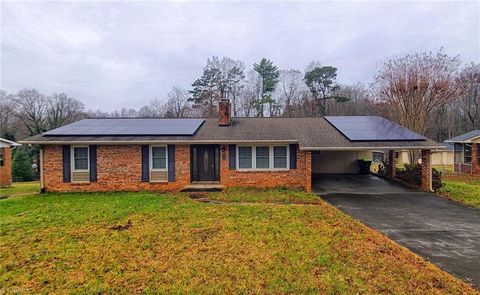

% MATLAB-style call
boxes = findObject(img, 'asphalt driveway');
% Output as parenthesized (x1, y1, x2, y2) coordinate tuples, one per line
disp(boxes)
(314, 174, 480, 288)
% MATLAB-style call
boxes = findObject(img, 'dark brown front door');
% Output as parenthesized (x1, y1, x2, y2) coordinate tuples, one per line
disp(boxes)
(191, 145, 220, 182)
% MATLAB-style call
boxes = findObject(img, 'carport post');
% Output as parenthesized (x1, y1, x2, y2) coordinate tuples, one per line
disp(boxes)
(472, 144, 480, 175)
(305, 151, 312, 192)
(387, 150, 396, 180)
(421, 150, 433, 192)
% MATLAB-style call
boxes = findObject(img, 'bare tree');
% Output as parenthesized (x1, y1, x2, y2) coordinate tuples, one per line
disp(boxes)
(239, 70, 262, 117)
(164, 86, 191, 118)
(327, 83, 374, 116)
(0, 91, 20, 140)
(372, 49, 460, 135)
(47, 93, 85, 129)
(455, 62, 480, 130)
(278, 69, 304, 117)
(13, 89, 49, 136)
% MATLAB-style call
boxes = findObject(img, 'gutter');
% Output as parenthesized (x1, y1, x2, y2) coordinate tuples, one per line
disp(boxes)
(300, 145, 446, 151)
(19, 139, 299, 145)
(20, 140, 445, 151)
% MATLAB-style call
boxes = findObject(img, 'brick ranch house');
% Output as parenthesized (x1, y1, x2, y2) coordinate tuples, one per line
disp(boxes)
(21, 100, 443, 193)
(0, 137, 21, 188)
(445, 130, 480, 175)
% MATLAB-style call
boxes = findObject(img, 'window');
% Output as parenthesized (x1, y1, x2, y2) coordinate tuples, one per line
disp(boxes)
(454, 143, 463, 163)
(151, 146, 167, 170)
(256, 146, 270, 169)
(478, 144, 480, 163)
(273, 146, 288, 168)
(0, 148, 4, 166)
(372, 152, 384, 163)
(238, 146, 252, 169)
(72, 146, 89, 171)
(464, 144, 472, 164)
(237, 145, 289, 170)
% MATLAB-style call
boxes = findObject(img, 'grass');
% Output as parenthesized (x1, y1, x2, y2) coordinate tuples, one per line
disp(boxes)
(0, 181, 40, 197)
(439, 174, 480, 208)
(0, 189, 476, 294)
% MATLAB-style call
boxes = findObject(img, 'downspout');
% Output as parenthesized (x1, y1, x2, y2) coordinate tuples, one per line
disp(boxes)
(40, 146, 44, 192)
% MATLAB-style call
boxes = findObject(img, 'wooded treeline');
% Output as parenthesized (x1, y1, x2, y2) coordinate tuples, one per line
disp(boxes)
(1, 49, 479, 144)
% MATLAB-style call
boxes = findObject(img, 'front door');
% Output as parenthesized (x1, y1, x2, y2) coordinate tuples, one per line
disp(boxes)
(191, 145, 220, 182)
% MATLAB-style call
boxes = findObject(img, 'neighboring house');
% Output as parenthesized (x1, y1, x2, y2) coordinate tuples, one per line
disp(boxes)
(396, 143, 454, 172)
(445, 130, 480, 174)
(0, 138, 21, 188)
(21, 99, 443, 193)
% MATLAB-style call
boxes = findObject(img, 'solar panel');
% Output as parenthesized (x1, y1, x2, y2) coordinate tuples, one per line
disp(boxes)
(43, 119, 205, 136)
(325, 116, 426, 141)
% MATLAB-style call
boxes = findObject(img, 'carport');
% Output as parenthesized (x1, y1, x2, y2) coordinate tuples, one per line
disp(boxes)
(301, 116, 444, 193)
(308, 148, 436, 192)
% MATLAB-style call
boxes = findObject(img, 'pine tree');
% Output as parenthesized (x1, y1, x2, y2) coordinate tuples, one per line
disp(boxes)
(12, 148, 33, 182)
(253, 58, 280, 117)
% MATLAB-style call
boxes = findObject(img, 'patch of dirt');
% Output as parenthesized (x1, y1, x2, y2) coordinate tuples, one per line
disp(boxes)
(188, 192, 207, 199)
(109, 219, 132, 231)
(193, 227, 221, 242)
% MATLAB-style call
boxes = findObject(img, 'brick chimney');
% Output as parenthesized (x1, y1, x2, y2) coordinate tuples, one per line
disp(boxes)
(218, 98, 231, 126)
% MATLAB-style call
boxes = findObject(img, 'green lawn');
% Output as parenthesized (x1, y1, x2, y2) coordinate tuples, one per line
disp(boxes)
(440, 175, 480, 208)
(0, 189, 475, 294)
(0, 181, 40, 197)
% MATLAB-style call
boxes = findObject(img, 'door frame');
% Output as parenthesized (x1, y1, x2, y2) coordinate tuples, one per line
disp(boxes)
(190, 144, 220, 183)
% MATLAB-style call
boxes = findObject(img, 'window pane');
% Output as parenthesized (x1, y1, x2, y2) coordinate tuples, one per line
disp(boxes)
(256, 146, 269, 169)
(274, 146, 287, 157)
(152, 147, 166, 169)
(73, 147, 88, 170)
(74, 147, 88, 158)
(465, 144, 472, 163)
(152, 147, 166, 159)
(239, 146, 252, 157)
(273, 146, 287, 168)
(274, 157, 287, 168)
(74, 158, 88, 170)
(239, 157, 252, 169)
(153, 158, 166, 169)
(238, 147, 252, 169)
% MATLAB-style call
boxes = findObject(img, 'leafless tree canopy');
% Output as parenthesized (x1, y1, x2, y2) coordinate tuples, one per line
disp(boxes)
(372, 50, 460, 135)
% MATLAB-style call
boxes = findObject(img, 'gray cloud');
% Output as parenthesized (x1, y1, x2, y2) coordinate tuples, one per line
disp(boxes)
(1, 1, 479, 111)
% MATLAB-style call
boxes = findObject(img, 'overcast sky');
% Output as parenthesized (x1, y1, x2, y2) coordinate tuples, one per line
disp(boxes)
(1, 1, 479, 111)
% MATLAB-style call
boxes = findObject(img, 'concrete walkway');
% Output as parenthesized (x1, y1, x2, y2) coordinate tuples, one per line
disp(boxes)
(314, 174, 480, 288)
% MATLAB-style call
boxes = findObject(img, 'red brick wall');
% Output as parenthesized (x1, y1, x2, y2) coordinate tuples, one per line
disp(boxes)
(43, 145, 190, 193)
(421, 149, 432, 192)
(42, 144, 312, 192)
(219, 145, 311, 191)
(387, 150, 396, 179)
(0, 147, 12, 188)
(472, 144, 479, 175)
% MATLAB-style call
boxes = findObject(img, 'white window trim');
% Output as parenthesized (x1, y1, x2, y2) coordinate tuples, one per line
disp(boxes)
(149, 145, 168, 172)
(236, 144, 289, 171)
(71, 145, 90, 172)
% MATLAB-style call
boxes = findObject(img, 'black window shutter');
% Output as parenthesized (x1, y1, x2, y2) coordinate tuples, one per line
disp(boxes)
(229, 144, 236, 170)
(89, 145, 97, 182)
(168, 145, 175, 182)
(141, 145, 149, 182)
(62, 145, 71, 182)
(289, 144, 297, 169)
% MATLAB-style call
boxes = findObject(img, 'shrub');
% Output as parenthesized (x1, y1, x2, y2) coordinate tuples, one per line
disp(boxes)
(12, 148, 33, 182)
(396, 163, 443, 191)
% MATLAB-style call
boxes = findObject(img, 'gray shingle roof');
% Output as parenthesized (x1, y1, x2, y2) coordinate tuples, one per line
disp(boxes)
(21, 117, 443, 150)
(445, 130, 480, 143)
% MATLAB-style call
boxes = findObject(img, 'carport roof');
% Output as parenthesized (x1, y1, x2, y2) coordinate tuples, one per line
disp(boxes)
(21, 117, 443, 150)
(444, 130, 480, 143)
